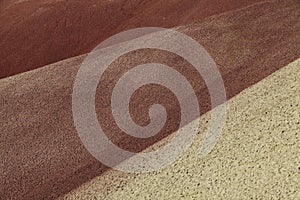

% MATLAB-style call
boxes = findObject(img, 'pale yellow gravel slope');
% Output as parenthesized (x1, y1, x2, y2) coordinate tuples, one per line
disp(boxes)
(60, 59, 300, 199)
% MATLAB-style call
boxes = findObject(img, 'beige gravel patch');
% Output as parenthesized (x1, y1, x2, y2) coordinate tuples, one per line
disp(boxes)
(59, 59, 300, 199)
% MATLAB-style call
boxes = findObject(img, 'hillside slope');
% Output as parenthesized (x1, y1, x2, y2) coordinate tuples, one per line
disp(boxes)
(1, 0, 299, 199)
(0, 0, 264, 78)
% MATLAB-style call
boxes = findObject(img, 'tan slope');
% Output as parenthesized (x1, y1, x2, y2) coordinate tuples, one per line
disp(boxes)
(61, 58, 300, 200)
(0, 0, 300, 199)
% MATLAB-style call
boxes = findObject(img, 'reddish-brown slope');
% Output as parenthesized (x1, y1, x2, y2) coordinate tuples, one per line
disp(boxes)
(1, 1, 300, 199)
(0, 0, 264, 78)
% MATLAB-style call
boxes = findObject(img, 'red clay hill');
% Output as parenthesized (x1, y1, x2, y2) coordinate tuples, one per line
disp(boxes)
(0, 0, 263, 78)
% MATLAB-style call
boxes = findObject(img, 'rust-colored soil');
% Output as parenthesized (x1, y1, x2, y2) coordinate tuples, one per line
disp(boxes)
(0, 0, 264, 78)
(0, 0, 300, 200)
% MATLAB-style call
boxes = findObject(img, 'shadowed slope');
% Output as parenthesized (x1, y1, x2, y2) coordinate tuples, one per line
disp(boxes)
(61, 58, 300, 200)
(0, 0, 299, 199)
(0, 0, 264, 78)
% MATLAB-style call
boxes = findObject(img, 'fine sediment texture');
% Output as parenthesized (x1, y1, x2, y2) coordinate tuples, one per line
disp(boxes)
(0, 0, 299, 199)
(0, 0, 264, 78)
(61, 58, 300, 200)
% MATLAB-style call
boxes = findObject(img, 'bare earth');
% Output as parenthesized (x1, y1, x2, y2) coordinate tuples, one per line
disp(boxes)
(0, 0, 264, 78)
(0, 0, 300, 199)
